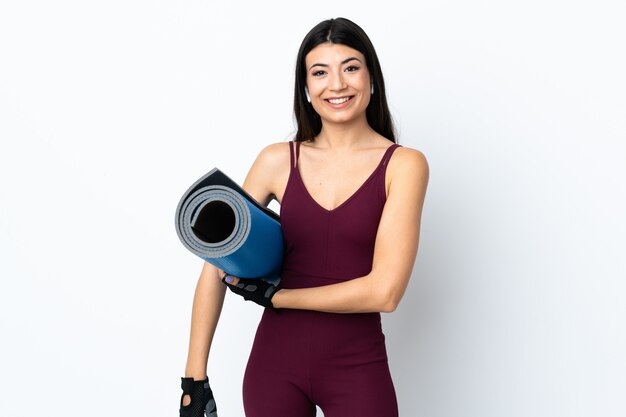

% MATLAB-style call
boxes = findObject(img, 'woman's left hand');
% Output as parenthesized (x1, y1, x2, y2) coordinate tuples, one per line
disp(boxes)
(221, 274, 281, 311)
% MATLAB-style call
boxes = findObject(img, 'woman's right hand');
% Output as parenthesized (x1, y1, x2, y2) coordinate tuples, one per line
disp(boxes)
(221, 274, 282, 311)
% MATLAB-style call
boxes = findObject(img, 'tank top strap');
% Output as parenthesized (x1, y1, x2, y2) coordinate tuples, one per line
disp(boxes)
(381, 143, 401, 166)
(289, 141, 302, 170)
(295, 141, 301, 163)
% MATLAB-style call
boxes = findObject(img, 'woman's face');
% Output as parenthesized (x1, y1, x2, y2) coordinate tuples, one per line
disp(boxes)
(305, 43, 371, 126)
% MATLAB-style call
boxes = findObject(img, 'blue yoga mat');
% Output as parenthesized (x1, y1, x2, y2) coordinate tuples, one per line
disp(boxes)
(175, 168, 283, 283)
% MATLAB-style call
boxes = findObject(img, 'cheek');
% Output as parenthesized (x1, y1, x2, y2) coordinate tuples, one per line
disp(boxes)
(306, 78, 323, 95)
(357, 73, 371, 91)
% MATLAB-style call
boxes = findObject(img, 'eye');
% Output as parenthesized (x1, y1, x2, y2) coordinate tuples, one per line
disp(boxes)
(345, 65, 360, 72)
(311, 69, 327, 77)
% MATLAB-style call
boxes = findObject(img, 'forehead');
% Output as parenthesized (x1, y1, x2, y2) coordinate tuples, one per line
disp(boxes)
(305, 43, 366, 66)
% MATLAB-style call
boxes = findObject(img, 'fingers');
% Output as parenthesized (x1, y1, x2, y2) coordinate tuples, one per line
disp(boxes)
(221, 273, 240, 286)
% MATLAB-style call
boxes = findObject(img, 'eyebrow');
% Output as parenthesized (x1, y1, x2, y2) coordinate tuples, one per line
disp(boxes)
(308, 56, 363, 71)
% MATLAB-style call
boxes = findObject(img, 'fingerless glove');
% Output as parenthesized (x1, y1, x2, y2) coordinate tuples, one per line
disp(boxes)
(180, 377, 217, 417)
(222, 275, 281, 311)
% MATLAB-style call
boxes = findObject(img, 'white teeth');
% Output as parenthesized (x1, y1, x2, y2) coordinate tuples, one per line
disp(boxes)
(328, 97, 350, 104)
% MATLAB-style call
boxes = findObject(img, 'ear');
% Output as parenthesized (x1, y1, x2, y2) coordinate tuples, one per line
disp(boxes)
(305, 86, 311, 103)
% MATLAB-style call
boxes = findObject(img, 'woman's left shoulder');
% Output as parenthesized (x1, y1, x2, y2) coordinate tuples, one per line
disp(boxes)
(389, 145, 429, 177)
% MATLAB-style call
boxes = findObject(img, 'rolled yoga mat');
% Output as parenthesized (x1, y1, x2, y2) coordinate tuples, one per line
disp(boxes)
(175, 168, 283, 283)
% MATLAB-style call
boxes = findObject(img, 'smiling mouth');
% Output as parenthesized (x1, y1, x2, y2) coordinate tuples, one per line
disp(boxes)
(326, 96, 353, 104)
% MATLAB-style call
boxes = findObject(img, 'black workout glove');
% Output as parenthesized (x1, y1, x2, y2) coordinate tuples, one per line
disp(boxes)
(180, 377, 217, 417)
(222, 275, 281, 311)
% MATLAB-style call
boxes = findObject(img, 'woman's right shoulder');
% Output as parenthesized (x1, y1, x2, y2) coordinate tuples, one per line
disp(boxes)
(253, 141, 292, 172)
(243, 141, 292, 203)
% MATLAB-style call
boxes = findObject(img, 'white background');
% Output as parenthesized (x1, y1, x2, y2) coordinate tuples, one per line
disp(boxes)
(1, 1, 625, 416)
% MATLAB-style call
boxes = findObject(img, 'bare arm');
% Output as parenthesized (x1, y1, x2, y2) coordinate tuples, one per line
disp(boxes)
(260, 147, 428, 313)
(184, 262, 226, 379)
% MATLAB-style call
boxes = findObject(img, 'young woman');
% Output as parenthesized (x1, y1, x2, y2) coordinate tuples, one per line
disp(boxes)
(180, 17, 429, 417)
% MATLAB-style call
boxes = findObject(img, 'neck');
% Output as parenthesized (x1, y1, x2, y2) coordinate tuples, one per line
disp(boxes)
(314, 117, 376, 150)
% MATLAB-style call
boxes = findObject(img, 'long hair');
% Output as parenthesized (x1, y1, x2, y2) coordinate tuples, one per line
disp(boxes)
(293, 18, 396, 143)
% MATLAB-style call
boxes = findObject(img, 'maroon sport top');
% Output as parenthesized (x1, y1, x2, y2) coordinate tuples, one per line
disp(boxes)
(279, 140, 401, 288)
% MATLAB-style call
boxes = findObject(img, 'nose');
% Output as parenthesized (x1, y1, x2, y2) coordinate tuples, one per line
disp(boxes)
(328, 70, 347, 92)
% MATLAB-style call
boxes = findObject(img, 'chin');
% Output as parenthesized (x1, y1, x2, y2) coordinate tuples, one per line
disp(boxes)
(332, 112, 367, 125)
